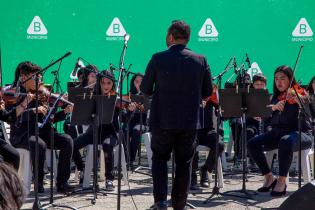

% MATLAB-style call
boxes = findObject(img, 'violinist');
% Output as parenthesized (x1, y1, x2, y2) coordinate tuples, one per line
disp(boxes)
(9, 61, 74, 193)
(81, 64, 98, 89)
(306, 76, 315, 119)
(0, 91, 33, 170)
(247, 66, 313, 196)
(190, 85, 225, 190)
(63, 65, 99, 181)
(229, 73, 252, 162)
(73, 70, 119, 191)
(124, 73, 147, 168)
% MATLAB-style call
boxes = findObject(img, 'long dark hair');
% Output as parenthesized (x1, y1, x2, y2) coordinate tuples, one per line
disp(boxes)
(272, 65, 297, 100)
(81, 64, 98, 87)
(0, 162, 24, 210)
(129, 73, 144, 94)
(98, 70, 116, 94)
(12, 61, 41, 87)
(307, 76, 315, 94)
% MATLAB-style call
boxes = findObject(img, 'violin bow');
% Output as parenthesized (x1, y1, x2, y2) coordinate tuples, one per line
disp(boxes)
(283, 45, 304, 107)
(0, 43, 2, 88)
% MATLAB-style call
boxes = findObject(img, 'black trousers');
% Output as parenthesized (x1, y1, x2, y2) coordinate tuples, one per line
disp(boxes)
(0, 138, 20, 170)
(29, 132, 73, 187)
(191, 129, 225, 183)
(247, 129, 313, 176)
(151, 127, 197, 210)
(64, 124, 85, 171)
(74, 130, 117, 180)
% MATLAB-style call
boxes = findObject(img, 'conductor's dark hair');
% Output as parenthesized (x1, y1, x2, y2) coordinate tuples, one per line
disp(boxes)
(168, 20, 191, 42)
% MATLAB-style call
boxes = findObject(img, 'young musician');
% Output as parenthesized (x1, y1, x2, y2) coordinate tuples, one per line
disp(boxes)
(125, 73, 147, 167)
(73, 70, 119, 191)
(9, 61, 74, 193)
(247, 66, 313, 196)
(190, 92, 225, 189)
(0, 92, 33, 170)
(63, 65, 99, 182)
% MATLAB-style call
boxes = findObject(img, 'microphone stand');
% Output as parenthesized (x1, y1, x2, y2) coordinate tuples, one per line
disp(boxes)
(222, 63, 257, 200)
(283, 46, 309, 188)
(18, 52, 71, 210)
(115, 34, 130, 210)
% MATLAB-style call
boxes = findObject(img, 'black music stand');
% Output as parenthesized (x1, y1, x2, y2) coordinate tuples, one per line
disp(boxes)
(218, 88, 271, 200)
(69, 88, 117, 204)
(128, 94, 151, 175)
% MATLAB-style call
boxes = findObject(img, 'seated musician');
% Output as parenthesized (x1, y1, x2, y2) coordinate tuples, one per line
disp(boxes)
(307, 76, 315, 119)
(190, 87, 225, 190)
(9, 61, 74, 193)
(229, 73, 252, 162)
(247, 65, 313, 196)
(124, 73, 147, 168)
(63, 65, 99, 183)
(73, 70, 119, 191)
(0, 89, 33, 170)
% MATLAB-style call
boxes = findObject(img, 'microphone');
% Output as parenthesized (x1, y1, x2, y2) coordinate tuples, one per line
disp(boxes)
(70, 58, 83, 80)
(245, 53, 251, 68)
(233, 57, 239, 73)
(124, 34, 130, 45)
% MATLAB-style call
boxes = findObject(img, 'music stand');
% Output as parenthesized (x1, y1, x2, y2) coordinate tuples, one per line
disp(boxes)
(69, 88, 117, 204)
(128, 94, 151, 175)
(219, 88, 271, 200)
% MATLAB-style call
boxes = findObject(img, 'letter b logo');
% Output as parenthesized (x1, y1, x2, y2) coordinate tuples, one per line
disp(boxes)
(113, 24, 120, 34)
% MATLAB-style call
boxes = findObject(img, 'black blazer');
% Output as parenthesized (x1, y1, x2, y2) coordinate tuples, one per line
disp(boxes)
(141, 44, 212, 129)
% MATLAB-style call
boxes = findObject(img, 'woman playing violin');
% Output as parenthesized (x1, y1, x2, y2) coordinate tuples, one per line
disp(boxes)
(9, 61, 74, 193)
(73, 70, 120, 191)
(124, 73, 147, 168)
(247, 65, 313, 196)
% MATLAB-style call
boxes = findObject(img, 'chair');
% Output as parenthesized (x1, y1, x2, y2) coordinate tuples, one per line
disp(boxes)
(196, 145, 224, 188)
(266, 148, 313, 183)
(82, 142, 128, 188)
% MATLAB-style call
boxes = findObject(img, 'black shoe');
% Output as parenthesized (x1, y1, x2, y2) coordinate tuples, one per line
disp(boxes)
(38, 184, 45, 193)
(257, 179, 277, 192)
(270, 185, 287, 197)
(200, 168, 210, 188)
(190, 183, 199, 191)
(152, 201, 168, 210)
(105, 180, 115, 191)
(57, 183, 75, 194)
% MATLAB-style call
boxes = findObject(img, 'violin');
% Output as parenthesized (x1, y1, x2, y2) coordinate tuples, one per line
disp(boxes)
(277, 83, 307, 105)
(0, 87, 22, 105)
(0, 84, 73, 107)
(204, 84, 219, 108)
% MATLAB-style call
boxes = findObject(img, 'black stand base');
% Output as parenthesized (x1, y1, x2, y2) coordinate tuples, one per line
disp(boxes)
(72, 185, 128, 199)
(32, 197, 78, 210)
(149, 199, 196, 210)
(133, 165, 152, 177)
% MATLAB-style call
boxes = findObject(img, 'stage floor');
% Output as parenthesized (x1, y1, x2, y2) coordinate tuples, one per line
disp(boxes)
(21, 165, 300, 210)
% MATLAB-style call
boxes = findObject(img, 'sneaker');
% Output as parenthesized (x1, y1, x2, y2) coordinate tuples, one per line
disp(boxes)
(105, 180, 115, 191)
(152, 201, 168, 210)
(200, 167, 210, 188)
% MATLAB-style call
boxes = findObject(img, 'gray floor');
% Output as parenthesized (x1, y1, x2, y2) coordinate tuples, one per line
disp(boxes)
(21, 167, 301, 210)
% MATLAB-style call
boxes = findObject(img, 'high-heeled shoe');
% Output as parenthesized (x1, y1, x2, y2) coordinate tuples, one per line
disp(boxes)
(270, 184, 287, 197)
(257, 179, 277, 192)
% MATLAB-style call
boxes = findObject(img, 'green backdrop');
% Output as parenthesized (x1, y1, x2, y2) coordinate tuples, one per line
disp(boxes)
(1, 0, 314, 92)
